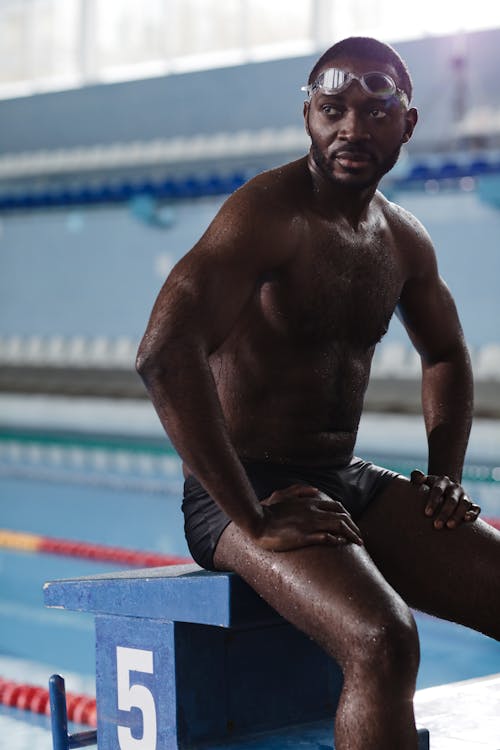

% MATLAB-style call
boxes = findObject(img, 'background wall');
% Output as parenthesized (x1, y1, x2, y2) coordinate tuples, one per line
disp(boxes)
(0, 26, 499, 410)
(1, 27, 500, 153)
(0, 189, 498, 350)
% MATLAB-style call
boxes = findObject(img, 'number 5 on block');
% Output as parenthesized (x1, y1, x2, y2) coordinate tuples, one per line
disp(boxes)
(116, 646, 157, 750)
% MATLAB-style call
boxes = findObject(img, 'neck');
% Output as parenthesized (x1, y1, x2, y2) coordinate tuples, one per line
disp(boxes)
(306, 152, 378, 229)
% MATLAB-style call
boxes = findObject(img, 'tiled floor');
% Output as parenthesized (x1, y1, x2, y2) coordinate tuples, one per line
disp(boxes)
(415, 673, 500, 749)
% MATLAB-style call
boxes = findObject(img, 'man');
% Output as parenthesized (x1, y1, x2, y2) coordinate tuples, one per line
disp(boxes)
(137, 37, 500, 750)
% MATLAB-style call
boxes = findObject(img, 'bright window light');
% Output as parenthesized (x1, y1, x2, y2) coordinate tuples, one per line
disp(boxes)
(331, 0, 500, 42)
(0, 0, 499, 99)
(95, 0, 167, 69)
(0, 0, 80, 86)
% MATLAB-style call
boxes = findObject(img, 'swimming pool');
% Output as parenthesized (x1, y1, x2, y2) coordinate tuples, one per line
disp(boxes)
(1, 397, 499, 746)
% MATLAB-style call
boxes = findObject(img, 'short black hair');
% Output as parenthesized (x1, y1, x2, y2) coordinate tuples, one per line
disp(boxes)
(308, 36, 413, 103)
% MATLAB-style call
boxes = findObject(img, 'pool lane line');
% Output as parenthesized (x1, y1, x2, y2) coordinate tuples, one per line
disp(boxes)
(1, 518, 500, 566)
(1, 432, 499, 483)
(0, 428, 176, 454)
(0, 675, 96, 726)
(0, 528, 192, 567)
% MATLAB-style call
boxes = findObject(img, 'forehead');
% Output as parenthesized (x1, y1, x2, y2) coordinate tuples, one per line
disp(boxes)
(314, 55, 400, 85)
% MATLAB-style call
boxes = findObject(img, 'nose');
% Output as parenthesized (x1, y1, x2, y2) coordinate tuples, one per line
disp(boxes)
(338, 107, 370, 142)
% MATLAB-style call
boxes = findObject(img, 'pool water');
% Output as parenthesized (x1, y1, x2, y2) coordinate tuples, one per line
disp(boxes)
(0, 404, 499, 747)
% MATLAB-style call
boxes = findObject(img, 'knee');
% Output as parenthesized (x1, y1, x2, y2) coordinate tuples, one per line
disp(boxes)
(347, 608, 420, 686)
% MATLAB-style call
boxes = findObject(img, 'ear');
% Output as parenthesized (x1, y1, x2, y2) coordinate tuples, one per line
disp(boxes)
(401, 106, 418, 144)
(303, 100, 311, 137)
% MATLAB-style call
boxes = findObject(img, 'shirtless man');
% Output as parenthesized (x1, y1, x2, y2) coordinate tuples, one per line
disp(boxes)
(137, 37, 500, 750)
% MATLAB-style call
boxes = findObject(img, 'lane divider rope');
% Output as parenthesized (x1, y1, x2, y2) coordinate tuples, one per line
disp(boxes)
(480, 517, 499, 530)
(1, 519, 500, 565)
(0, 528, 192, 566)
(0, 676, 96, 727)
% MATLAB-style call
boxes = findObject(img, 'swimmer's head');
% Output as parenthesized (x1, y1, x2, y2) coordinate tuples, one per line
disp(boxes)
(302, 37, 418, 191)
(306, 37, 413, 107)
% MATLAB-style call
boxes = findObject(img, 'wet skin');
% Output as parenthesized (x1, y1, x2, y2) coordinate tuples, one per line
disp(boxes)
(138, 54, 498, 749)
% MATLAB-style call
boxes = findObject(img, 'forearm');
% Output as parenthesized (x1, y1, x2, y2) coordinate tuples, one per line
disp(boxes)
(137, 342, 264, 536)
(421, 346, 473, 481)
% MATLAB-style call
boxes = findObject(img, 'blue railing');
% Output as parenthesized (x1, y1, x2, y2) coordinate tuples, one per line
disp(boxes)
(49, 675, 97, 750)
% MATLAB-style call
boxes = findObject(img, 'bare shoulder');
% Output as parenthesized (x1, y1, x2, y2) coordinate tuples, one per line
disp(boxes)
(379, 195, 438, 279)
(198, 158, 308, 258)
(163, 159, 309, 300)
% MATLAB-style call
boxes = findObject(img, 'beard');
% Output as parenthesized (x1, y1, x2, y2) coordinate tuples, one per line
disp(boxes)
(311, 138, 402, 191)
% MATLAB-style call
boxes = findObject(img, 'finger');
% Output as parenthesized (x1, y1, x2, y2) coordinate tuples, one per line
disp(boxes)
(335, 518, 364, 546)
(464, 504, 481, 522)
(307, 526, 363, 547)
(314, 497, 348, 513)
(303, 509, 364, 545)
(325, 517, 364, 546)
(304, 532, 350, 546)
(433, 485, 462, 529)
(413, 472, 440, 491)
(424, 476, 450, 517)
(445, 494, 480, 528)
(263, 484, 319, 505)
(445, 493, 472, 528)
(286, 484, 319, 496)
(313, 506, 362, 539)
(410, 469, 427, 487)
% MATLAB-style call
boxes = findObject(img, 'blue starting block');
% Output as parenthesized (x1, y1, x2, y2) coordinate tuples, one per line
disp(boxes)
(44, 563, 430, 749)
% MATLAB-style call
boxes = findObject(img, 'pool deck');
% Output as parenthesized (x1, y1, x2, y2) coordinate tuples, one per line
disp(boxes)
(414, 673, 500, 749)
(0, 674, 499, 749)
(1, 366, 499, 418)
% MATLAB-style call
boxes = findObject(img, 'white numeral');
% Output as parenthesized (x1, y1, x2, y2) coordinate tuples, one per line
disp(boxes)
(116, 646, 157, 750)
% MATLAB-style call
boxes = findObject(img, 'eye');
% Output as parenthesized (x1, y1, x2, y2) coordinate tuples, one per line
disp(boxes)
(321, 103, 343, 116)
(369, 107, 388, 119)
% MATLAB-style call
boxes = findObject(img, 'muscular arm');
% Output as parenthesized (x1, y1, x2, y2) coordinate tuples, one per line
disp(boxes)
(396, 220, 473, 482)
(137, 189, 278, 536)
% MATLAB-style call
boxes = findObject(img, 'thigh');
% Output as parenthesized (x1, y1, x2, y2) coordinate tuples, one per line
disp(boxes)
(214, 520, 416, 666)
(358, 476, 500, 639)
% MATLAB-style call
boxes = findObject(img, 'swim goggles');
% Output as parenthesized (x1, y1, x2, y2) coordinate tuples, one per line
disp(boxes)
(301, 67, 409, 107)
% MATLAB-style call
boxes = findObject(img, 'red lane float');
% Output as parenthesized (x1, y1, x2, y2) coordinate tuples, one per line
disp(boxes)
(38, 536, 191, 567)
(2, 519, 500, 567)
(3, 518, 500, 566)
(0, 676, 97, 727)
(0, 527, 191, 566)
(484, 517, 500, 530)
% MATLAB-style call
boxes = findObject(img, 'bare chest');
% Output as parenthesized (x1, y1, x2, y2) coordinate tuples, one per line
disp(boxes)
(259, 229, 403, 349)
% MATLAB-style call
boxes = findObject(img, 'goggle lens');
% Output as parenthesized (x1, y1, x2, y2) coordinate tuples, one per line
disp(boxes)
(361, 72, 395, 97)
(301, 67, 408, 106)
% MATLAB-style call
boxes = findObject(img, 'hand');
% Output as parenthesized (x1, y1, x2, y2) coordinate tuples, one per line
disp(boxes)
(410, 469, 481, 530)
(255, 484, 364, 552)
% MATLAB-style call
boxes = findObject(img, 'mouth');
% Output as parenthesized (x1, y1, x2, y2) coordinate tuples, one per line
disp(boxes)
(334, 150, 374, 170)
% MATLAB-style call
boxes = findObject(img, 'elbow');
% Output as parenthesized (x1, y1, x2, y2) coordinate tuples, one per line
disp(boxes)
(136, 334, 200, 384)
(136, 302, 210, 385)
(135, 338, 164, 383)
(135, 349, 148, 379)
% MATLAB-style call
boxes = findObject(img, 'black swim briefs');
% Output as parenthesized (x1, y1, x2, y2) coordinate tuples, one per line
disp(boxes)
(182, 457, 400, 571)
